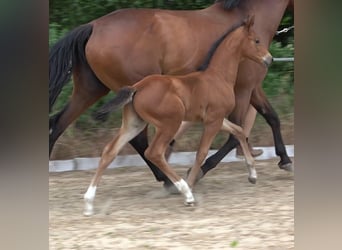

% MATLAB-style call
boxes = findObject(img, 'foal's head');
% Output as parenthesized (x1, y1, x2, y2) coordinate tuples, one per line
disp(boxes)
(239, 16, 273, 67)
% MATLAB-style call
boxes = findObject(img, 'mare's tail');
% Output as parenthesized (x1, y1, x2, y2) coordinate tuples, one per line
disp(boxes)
(92, 87, 136, 121)
(49, 24, 93, 112)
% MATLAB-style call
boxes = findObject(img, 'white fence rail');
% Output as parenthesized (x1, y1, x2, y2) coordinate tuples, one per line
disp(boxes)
(273, 57, 294, 62)
(49, 145, 294, 172)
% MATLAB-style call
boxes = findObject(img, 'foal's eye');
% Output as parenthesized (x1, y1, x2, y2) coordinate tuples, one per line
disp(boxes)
(255, 39, 260, 44)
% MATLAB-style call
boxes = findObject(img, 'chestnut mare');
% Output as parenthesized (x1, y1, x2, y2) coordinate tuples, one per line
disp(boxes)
(83, 17, 272, 215)
(49, 0, 294, 190)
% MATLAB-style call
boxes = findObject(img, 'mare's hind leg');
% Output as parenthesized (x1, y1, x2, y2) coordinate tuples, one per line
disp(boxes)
(144, 127, 194, 205)
(250, 87, 293, 171)
(49, 64, 109, 155)
(221, 119, 257, 184)
(84, 104, 147, 215)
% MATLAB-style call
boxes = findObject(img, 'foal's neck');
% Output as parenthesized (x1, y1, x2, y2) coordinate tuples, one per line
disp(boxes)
(203, 31, 245, 85)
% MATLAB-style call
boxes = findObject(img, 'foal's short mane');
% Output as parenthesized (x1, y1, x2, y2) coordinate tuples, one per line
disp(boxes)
(197, 21, 245, 71)
(215, 0, 243, 10)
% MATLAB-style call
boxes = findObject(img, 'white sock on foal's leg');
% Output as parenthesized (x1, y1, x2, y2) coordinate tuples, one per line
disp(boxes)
(84, 185, 97, 216)
(247, 165, 258, 184)
(174, 179, 195, 205)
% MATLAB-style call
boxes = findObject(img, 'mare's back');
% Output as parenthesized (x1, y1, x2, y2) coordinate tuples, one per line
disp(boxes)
(85, 7, 239, 88)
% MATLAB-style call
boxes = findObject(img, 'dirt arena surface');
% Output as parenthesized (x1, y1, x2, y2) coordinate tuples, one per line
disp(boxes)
(49, 158, 294, 250)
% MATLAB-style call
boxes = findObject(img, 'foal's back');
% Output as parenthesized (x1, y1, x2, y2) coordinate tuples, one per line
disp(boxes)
(131, 22, 256, 124)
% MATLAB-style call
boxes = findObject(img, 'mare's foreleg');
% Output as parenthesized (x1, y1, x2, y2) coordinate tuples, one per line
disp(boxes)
(250, 87, 293, 171)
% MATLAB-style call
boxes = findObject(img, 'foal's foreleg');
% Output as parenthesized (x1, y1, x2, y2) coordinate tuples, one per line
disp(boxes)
(84, 105, 146, 215)
(187, 121, 222, 188)
(128, 128, 175, 189)
(197, 135, 239, 179)
(144, 128, 195, 205)
(221, 119, 257, 184)
(197, 96, 250, 179)
(164, 121, 194, 161)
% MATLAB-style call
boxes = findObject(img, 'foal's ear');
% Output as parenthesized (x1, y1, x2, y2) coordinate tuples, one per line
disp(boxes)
(245, 15, 255, 30)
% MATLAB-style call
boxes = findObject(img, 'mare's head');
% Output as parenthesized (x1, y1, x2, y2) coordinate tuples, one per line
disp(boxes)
(238, 15, 273, 67)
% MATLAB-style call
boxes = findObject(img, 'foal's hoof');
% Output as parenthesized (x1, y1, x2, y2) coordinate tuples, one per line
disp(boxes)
(279, 162, 293, 172)
(184, 201, 196, 207)
(84, 199, 95, 216)
(184, 197, 196, 207)
(83, 205, 94, 216)
(83, 209, 94, 216)
(248, 176, 257, 184)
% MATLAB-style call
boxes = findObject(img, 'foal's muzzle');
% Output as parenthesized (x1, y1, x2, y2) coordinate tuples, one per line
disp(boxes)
(262, 53, 273, 68)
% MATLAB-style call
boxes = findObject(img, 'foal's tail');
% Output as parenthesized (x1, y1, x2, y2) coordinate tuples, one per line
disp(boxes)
(92, 87, 136, 121)
(49, 24, 93, 112)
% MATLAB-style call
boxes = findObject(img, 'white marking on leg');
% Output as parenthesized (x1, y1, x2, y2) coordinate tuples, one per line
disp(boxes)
(247, 165, 258, 184)
(174, 179, 195, 204)
(49, 128, 53, 135)
(84, 185, 97, 216)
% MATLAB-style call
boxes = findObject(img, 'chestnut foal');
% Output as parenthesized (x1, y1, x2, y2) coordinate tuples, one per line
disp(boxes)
(83, 16, 272, 215)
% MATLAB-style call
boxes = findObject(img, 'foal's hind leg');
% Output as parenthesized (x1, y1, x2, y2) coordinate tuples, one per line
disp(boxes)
(49, 64, 109, 156)
(84, 104, 147, 215)
(221, 119, 257, 184)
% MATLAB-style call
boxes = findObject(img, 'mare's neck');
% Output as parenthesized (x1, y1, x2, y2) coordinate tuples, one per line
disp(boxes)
(208, 0, 290, 46)
(247, 0, 290, 45)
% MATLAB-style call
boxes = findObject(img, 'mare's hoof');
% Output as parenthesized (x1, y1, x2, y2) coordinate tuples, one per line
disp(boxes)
(248, 176, 257, 184)
(279, 162, 293, 172)
(163, 182, 180, 195)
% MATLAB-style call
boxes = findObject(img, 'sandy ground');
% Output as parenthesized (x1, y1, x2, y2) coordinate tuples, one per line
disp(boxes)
(49, 158, 294, 249)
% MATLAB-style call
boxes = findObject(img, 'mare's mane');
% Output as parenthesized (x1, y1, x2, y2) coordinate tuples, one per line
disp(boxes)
(197, 21, 245, 71)
(215, 0, 244, 10)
